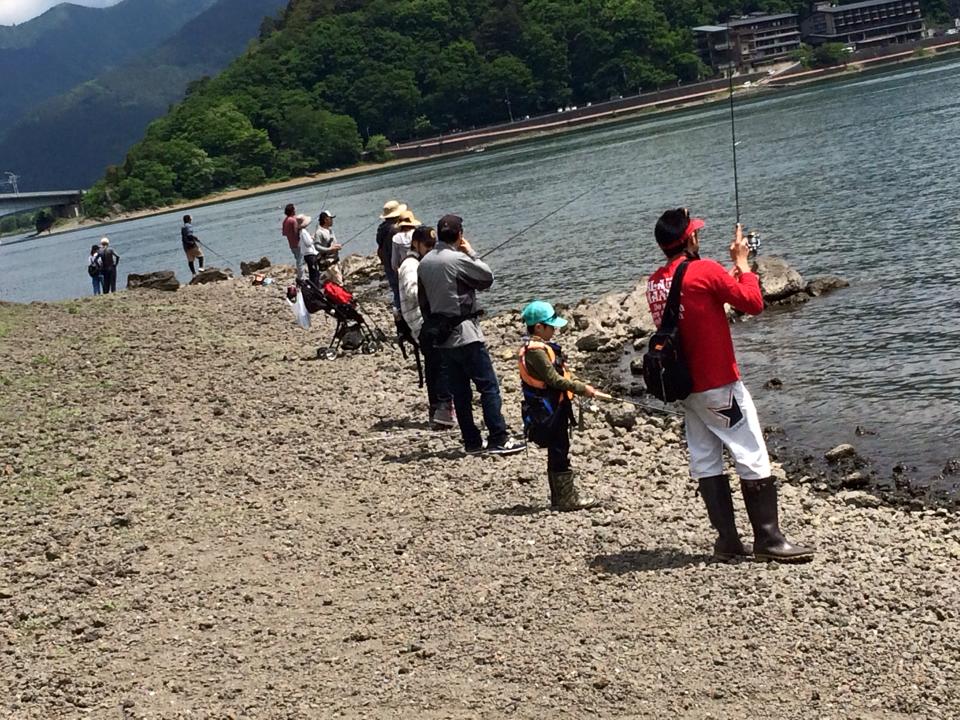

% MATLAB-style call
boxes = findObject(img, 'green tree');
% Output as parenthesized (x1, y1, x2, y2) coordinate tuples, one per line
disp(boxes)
(813, 42, 850, 67)
(365, 134, 393, 162)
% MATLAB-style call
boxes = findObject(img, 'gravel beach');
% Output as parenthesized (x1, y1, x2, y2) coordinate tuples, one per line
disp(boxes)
(1, 262, 958, 719)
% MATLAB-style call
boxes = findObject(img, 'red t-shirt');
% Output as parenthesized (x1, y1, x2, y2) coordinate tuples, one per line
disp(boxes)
(282, 215, 299, 250)
(646, 256, 764, 393)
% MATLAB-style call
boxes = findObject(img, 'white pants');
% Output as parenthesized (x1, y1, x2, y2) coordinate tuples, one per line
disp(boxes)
(683, 380, 771, 481)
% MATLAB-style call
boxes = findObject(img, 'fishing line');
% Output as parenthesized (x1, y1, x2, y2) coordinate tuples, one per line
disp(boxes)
(727, 30, 741, 224)
(317, 184, 332, 216)
(480, 188, 592, 260)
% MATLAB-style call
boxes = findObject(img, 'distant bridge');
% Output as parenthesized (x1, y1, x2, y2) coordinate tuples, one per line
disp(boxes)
(0, 190, 84, 219)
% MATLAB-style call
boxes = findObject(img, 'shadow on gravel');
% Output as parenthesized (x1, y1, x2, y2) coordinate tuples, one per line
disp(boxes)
(383, 446, 464, 464)
(486, 504, 546, 516)
(371, 417, 433, 432)
(589, 548, 710, 574)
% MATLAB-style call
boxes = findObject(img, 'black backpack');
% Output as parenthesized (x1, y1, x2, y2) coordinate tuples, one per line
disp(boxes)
(643, 259, 693, 402)
(87, 255, 102, 277)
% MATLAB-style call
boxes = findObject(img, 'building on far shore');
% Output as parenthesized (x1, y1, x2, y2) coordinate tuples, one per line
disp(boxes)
(694, 13, 801, 71)
(801, 0, 924, 48)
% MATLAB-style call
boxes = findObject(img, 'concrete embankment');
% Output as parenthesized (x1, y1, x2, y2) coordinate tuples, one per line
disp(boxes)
(1, 260, 958, 718)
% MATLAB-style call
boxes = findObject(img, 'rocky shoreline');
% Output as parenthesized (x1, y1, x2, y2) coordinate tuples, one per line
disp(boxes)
(1, 258, 959, 718)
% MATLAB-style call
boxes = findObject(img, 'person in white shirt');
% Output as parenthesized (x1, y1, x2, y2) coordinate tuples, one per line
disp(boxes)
(391, 210, 421, 276)
(297, 215, 321, 286)
(398, 225, 454, 428)
(313, 211, 343, 285)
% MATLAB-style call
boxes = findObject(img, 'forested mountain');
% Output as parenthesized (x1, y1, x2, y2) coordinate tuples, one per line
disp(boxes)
(0, 0, 288, 191)
(84, 0, 955, 216)
(0, 0, 218, 135)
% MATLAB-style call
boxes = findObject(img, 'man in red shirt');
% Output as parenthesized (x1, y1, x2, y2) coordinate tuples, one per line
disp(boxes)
(646, 207, 812, 563)
(281, 203, 303, 282)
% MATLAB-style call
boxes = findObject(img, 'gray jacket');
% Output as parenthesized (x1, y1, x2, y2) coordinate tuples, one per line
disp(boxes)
(417, 241, 493, 348)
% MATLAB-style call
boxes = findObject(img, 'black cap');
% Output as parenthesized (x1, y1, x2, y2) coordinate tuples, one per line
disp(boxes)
(437, 214, 463, 241)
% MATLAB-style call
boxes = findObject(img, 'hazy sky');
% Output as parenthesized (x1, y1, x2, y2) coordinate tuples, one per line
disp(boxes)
(0, 0, 123, 26)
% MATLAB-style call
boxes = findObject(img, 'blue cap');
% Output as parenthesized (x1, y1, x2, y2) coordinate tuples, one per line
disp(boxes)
(521, 300, 567, 328)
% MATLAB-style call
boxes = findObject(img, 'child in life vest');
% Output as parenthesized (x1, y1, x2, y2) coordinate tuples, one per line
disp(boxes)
(518, 301, 599, 511)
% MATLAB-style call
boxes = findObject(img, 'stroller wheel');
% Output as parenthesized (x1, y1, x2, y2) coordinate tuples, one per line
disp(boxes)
(361, 340, 376, 355)
(318, 347, 337, 360)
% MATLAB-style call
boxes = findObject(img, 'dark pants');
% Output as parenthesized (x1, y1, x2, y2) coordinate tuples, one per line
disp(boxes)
(547, 408, 571, 472)
(442, 341, 507, 449)
(101, 268, 117, 293)
(304, 254, 320, 286)
(422, 342, 451, 410)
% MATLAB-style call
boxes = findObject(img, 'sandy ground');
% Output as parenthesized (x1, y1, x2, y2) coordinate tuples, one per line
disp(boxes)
(1, 261, 959, 719)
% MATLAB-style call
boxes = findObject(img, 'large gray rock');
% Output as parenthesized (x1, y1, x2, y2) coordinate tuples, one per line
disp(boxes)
(342, 254, 381, 282)
(189, 267, 233, 285)
(126, 271, 179, 292)
(752, 256, 805, 301)
(240, 257, 271, 276)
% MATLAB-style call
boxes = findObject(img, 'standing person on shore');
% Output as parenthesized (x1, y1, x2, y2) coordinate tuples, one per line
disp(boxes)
(180, 215, 205, 275)
(399, 225, 455, 428)
(645, 207, 813, 562)
(391, 210, 421, 277)
(518, 301, 599, 511)
(313, 211, 344, 286)
(376, 200, 406, 309)
(418, 214, 525, 455)
(296, 215, 320, 287)
(282, 203, 304, 281)
(98, 237, 120, 294)
(88, 244, 103, 295)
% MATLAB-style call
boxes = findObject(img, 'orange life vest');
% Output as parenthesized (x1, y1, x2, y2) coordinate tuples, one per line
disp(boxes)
(518, 339, 574, 401)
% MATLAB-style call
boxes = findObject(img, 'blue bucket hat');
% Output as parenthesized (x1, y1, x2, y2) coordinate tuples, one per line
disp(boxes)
(521, 300, 567, 328)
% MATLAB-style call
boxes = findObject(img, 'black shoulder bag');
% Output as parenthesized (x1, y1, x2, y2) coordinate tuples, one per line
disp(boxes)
(642, 260, 693, 402)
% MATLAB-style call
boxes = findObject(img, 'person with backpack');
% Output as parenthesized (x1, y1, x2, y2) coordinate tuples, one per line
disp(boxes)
(88, 244, 103, 295)
(180, 215, 205, 275)
(645, 208, 813, 562)
(417, 213, 525, 456)
(518, 301, 599, 511)
(399, 225, 454, 428)
(98, 237, 120, 294)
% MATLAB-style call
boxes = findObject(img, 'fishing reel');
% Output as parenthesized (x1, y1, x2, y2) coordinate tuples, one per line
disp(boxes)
(745, 231, 761, 257)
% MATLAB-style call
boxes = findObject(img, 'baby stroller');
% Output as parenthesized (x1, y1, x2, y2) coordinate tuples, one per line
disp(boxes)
(290, 279, 387, 360)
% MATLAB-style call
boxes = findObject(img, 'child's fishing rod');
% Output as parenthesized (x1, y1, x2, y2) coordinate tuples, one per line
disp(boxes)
(480, 188, 592, 260)
(593, 391, 684, 417)
(197, 239, 232, 267)
(317, 184, 332, 216)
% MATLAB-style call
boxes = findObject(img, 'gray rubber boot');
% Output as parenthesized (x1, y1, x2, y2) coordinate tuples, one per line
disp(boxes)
(551, 471, 598, 512)
(697, 475, 752, 560)
(741, 477, 814, 562)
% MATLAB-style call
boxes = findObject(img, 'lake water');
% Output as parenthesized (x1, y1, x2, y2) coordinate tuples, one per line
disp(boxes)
(2, 58, 959, 482)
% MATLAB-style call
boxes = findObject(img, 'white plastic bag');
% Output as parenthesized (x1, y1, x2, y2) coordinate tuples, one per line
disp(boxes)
(286, 290, 311, 330)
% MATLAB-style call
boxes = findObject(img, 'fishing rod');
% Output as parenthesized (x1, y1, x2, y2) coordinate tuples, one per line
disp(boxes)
(338, 218, 380, 250)
(727, 32, 741, 225)
(317, 184, 332, 216)
(197, 239, 232, 267)
(593, 391, 684, 417)
(480, 188, 592, 260)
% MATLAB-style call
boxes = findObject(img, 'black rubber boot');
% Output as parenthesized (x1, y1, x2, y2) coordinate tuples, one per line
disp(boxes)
(697, 475, 751, 560)
(741, 477, 814, 563)
(551, 471, 598, 512)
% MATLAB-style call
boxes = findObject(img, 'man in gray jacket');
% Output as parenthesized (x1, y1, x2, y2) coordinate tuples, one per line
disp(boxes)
(417, 214, 525, 455)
